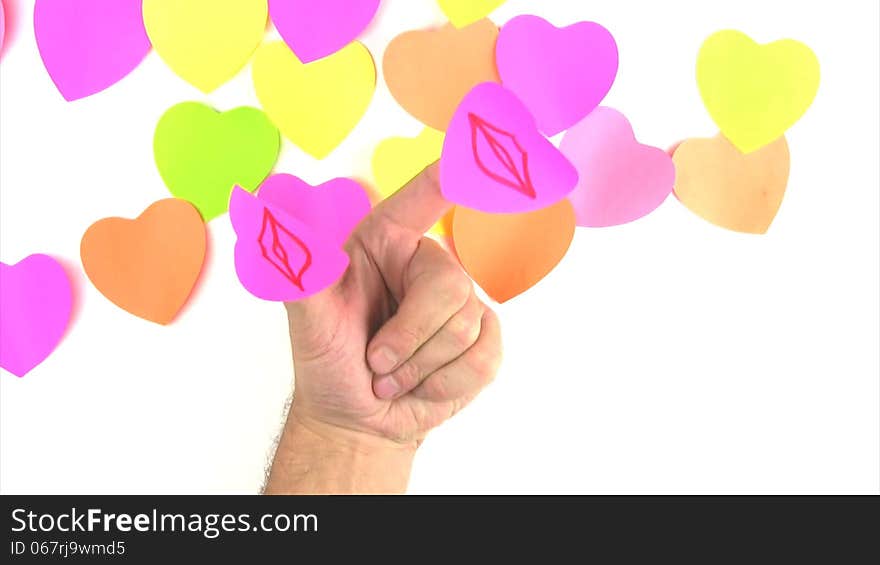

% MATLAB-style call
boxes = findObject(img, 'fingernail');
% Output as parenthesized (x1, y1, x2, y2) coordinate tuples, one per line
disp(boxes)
(369, 346, 398, 374)
(374, 376, 401, 400)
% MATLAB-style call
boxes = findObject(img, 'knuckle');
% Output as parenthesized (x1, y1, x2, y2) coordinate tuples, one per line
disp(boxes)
(470, 350, 501, 386)
(392, 360, 423, 390)
(446, 314, 480, 350)
(392, 324, 424, 356)
(436, 270, 471, 307)
(423, 371, 452, 399)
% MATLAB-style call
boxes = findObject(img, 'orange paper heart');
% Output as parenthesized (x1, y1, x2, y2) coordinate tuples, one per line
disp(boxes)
(383, 19, 500, 131)
(453, 200, 576, 303)
(81, 199, 206, 324)
(673, 134, 790, 234)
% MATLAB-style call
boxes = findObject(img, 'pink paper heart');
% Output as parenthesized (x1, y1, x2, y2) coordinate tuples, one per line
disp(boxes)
(257, 174, 371, 247)
(0, 255, 73, 377)
(496, 15, 618, 136)
(34, 0, 151, 101)
(560, 107, 675, 227)
(268, 0, 380, 63)
(441, 82, 578, 213)
(1, 0, 6, 56)
(229, 175, 371, 302)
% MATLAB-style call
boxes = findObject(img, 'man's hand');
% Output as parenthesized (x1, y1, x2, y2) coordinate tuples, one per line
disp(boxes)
(265, 163, 502, 494)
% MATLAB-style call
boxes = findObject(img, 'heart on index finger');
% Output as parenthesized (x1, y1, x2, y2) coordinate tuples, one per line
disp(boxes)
(441, 82, 578, 213)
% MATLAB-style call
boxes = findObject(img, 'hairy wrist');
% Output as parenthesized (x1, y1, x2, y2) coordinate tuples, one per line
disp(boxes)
(264, 405, 417, 494)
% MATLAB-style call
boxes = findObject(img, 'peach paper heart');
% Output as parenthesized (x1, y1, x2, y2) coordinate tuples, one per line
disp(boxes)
(383, 19, 500, 131)
(81, 199, 206, 324)
(673, 134, 790, 234)
(453, 199, 576, 303)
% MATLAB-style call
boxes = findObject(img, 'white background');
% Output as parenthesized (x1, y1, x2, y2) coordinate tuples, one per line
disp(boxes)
(1, 0, 878, 494)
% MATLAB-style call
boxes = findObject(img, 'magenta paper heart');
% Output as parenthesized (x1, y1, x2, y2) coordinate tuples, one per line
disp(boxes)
(34, 0, 151, 101)
(441, 82, 578, 213)
(496, 15, 618, 136)
(561, 107, 675, 227)
(229, 175, 371, 302)
(0, 255, 73, 377)
(1, 0, 6, 56)
(257, 174, 371, 246)
(268, 0, 380, 63)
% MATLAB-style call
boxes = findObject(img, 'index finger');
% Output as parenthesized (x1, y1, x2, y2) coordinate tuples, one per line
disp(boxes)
(373, 161, 451, 234)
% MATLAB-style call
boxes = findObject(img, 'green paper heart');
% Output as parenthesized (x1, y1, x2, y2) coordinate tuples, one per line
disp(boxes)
(153, 102, 280, 221)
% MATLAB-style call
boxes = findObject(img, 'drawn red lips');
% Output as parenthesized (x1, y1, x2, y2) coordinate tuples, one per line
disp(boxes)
(468, 112, 537, 199)
(258, 207, 313, 291)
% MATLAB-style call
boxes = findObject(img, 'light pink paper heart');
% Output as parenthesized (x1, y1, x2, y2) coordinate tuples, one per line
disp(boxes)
(560, 107, 675, 227)
(0, 254, 73, 377)
(34, 0, 151, 101)
(496, 15, 618, 136)
(229, 175, 371, 302)
(268, 0, 379, 63)
(441, 82, 578, 214)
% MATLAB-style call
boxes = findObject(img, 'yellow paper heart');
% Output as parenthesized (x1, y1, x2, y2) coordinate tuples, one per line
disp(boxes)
(143, 0, 267, 93)
(252, 41, 376, 159)
(437, 0, 507, 28)
(697, 30, 819, 154)
(372, 128, 450, 235)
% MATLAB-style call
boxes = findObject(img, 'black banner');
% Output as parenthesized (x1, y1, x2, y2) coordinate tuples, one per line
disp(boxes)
(1, 496, 878, 561)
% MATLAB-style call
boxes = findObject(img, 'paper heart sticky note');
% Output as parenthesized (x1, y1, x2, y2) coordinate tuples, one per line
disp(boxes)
(383, 20, 500, 131)
(34, 0, 151, 101)
(697, 30, 820, 154)
(454, 199, 576, 303)
(154, 102, 280, 221)
(372, 128, 452, 235)
(81, 199, 206, 324)
(672, 133, 790, 234)
(441, 82, 578, 213)
(229, 175, 371, 301)
(437, 0, 506, 29)
(1, 0, 6, 56)
(0, 255, 73, 377)
(496, 15, 618, 136)
(256, 174, 371, 247)
(253, 40, 375, 159)
(269, 0, 379, 63)
(143, 0, 267, 93)
(560, 107, 675, 227)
